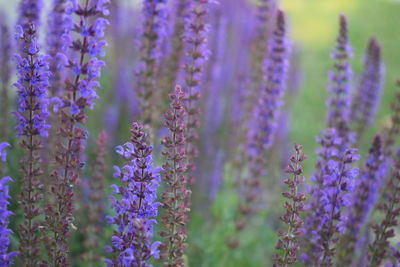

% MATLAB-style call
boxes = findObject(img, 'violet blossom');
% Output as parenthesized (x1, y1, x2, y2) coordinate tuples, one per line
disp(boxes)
(105, 122, 161, 267)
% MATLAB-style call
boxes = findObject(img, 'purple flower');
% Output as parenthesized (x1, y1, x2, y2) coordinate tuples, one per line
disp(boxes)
(351, 38, 384, 141)
(326, 15, 353, 142)
(44, 1, 110, 265)
(135, 0, 168, 125)
(17, 0, 42, 33)
(46, 0, 73, 97)
(249, 10, 290, 153)
(0, 143, 10, 163)
(13, 24, 50, 138)
(106, 122, 160, 266)
(233, 10, 290, 237)
(302, 128, 359, 265)
(183, 0, 215, 184)
(368, 150, 400, 265)
(336, 135, 386, 265)
(0, 176, 18, 267)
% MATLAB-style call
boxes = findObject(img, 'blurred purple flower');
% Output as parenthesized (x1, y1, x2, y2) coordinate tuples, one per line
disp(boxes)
(0, 176, 18, 267)
(351, 38, 384, 141)
(336, 135, 386, 265)
(326, 15, 353, 142)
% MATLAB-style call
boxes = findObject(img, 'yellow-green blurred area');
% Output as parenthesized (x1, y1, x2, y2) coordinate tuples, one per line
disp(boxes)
(280, 0, 400, 167)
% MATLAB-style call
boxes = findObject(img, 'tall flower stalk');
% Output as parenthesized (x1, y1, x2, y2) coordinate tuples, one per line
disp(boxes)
(233, 10, 290, 238)
(42, 0, 74, 192)
(0, 18, 11, 140)
(302, 17, 359, 265)
(273, 144, 306, 267)
(234, 0, 275, 162)
(326, 15, 353, 143)
(183, 0, 212, 184)
(80, 130, 108, 264)
(160, 0, 189, 107)
(46, 0, 73, 98)
(0, 142, 18, 267)
(301, 129, 359, 265)
(17, 0, 42, 53)
(44, 1, 109, 265)
(335, 135, 385, 266)
(14, 22, 50, 266)
(135, 0, 168, 126)
(368, 153, 400, 266)
(105, 122, 161, 267)
(159, 86, 191, 267)
(350, 38, 383, 141)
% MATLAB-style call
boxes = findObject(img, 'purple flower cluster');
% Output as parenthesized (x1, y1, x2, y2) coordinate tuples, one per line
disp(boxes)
(0, 142, 17, 267)
(234, 10, 290, 236)
(326, 15, 353, 141)
(136, 0, 168, 126)
(302, 128, 359, 265)
(17, 0, 42, 34)
(368, 151, 400, 266)
(0, 176, 16, 267)
(46, 0, 73, 97)
(336, 135, 386, 265)
(14, 24, 50, 138)
(105, 122, 161, 267)
(249, 10, 290, 152)
(183, 0, 213, 183)
(160, 0, 190, 105)
(44, 1, 109, 265)
(351, 38, 383, 140)
(13, 23, 50, 266)
(0, 142, 18, 267)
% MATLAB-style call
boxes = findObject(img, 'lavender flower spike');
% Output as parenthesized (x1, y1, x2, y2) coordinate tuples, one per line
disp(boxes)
(14, 23, 50, 266)
(327, 15, 353, 141)
(17, 0, 42, 54)
(0, 176, 18, 267)
(105, 122, 161, 267)
(159, 86, 191, 267)
(336, 135, 385, 266)
(233, 10, 290, 237)
(44, 1, 109, 265)
(46, 0, 73, 97)
(0, 142, 18, 267)
(160, 0, 189, 107)
(301, 128, 359, 265)
(135, 0, 168, 126)
(351, 38, 383, 141)
(273, 144, 307, 267)
(368, 152, 400, 266)
(183, 0, 213, 184)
